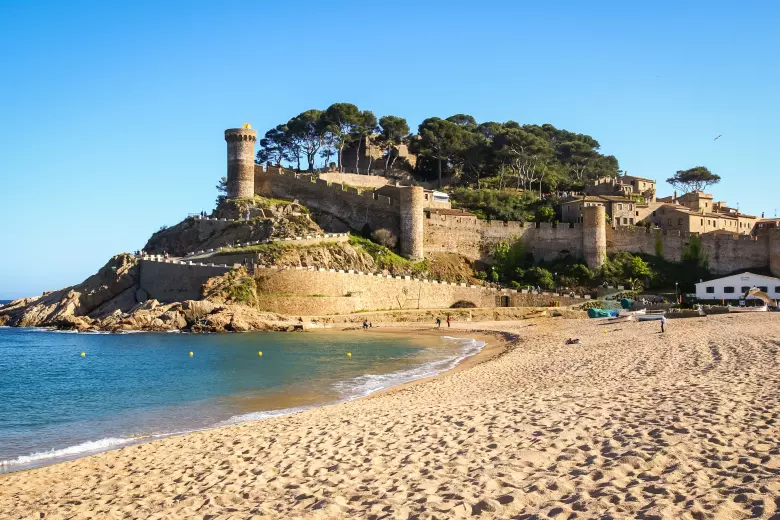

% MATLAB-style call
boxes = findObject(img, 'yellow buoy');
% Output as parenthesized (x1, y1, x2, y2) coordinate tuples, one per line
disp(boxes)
(189, 351, 194, 357)
(258, 351, 263, 357)
(346, 352, 352, 358)
(603, 330, 607, 334)
(80, 352, 85, 357)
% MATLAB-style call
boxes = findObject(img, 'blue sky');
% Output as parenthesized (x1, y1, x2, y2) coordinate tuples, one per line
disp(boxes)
(0, 1, 778, 299)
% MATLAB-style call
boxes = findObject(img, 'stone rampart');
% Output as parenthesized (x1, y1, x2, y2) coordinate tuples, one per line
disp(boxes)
(139, 259, 234, 303)
(423, 214, 583, 262)
(316, 172, 390, 188)
(185, 233, 349, 258)
(255, 167, 401, 235)
(253, 267, 582, 314)
(608, 227, 771, 274)
(770, 229, 780, 278)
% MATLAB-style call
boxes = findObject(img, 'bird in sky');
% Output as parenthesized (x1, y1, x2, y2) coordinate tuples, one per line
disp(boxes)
(714, 134, 722, 141)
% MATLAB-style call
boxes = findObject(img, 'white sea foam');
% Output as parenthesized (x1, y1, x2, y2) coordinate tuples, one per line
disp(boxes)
(332, 336, 485, 400)
(0, 335, 485, 472)
(217, 405, 313, 426)
(0, 437, 137, 470)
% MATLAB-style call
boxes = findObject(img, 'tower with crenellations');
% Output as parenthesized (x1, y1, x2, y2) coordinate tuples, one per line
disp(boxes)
(225, 124, 257, 199)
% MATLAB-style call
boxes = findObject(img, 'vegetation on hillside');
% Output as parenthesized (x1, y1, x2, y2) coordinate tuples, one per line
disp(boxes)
(448, 188, 557, 222)
(255, 104, 620, 191)
(488, 237, 712, 293)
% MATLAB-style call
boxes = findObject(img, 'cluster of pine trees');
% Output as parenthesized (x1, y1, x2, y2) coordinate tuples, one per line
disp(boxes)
(255, 104, 621, 193)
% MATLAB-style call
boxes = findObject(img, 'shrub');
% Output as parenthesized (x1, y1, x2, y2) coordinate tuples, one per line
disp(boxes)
(525, 267, 555, 290)
(451, 300, 477, 308)
(371, 228, 398, 249)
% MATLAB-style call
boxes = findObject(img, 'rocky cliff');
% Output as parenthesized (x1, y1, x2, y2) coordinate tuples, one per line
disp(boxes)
(0, 257, 299, 333)
(144, 198, 323, 256)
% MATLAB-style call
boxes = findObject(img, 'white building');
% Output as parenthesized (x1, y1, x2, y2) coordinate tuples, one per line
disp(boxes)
(695, 272, 780, 300)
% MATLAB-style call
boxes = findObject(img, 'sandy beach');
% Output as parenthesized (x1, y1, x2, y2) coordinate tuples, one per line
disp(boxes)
(2, 313, 780, 519)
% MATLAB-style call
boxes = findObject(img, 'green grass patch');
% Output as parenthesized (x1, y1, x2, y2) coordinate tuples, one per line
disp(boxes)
(348, 234, 429, 275)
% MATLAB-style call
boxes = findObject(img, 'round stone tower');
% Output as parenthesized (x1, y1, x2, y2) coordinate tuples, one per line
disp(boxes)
(770, 229, 780, 278)
(582, 205, 607, 270)
(225, 124, 257, 199)
(399, 186, 425, 260)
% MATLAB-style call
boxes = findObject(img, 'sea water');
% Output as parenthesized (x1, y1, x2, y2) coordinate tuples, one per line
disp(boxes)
(0, 326, 483, 472)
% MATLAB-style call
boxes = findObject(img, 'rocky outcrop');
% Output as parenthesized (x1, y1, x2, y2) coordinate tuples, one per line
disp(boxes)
(144, 198, 323, 256)
(0, 254, 140, 327)
(0, 257, 300, 333)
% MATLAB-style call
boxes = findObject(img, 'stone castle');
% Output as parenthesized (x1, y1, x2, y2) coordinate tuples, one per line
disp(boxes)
(225, 126, 780, 279)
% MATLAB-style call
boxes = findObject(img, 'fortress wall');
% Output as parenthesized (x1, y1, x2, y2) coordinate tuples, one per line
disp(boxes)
(255, 170, 401, 234)
(253, 267, 582, 314)
(423, 215, 583, 262)
(316, 172, 390, 188)
(700, 234, 770, 274)
(771, 230, 780, 278)
(139, 260, 233, 303)
(608, 227, 770, 274)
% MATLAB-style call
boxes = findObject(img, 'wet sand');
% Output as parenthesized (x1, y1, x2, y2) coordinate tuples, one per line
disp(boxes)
(2, 314, 779, 519)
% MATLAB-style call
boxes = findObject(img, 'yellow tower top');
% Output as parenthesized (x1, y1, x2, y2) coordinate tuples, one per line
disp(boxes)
(242, 123, 252, 129)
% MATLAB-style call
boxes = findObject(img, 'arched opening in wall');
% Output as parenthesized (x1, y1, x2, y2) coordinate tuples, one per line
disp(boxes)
(451, 300, 477, 308)
(493, 296, 510, 307)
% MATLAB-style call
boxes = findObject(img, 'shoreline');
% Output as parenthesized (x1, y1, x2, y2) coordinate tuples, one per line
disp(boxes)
(5, 314, 776, 518)
(0, 326, 510, 475)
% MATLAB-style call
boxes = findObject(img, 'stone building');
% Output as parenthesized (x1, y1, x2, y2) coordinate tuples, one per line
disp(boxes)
(585, 174, 656, 202)
(561, 195, 659, 227)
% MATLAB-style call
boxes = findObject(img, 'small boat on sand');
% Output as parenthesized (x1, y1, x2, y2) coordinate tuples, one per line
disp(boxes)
(727, 305, 767, 313)
(637, 314, 665, 321)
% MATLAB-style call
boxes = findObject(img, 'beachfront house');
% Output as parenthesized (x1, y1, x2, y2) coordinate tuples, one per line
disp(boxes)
(695, 272, 780, 301)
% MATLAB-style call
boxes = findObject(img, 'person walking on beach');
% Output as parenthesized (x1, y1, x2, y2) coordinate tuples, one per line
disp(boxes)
(435, 317, 442, 328)
(362, 319, 368, 329)
(446, 315, 451, 328)
(660, 315, 667, 333)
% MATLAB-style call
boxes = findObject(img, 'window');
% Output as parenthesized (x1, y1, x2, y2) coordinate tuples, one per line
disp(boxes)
(623, 218, 628, 225)
(775, 286, 780, 293)
(618, 203, 623, 210)
(701, 219, 704, 226)
(629, 203, 633, 210)
(678, 218, 683, 225)
(706, 287, 715, 294)
(758, 286, 768, 293)
(629, 218, 634, 225)
(741, 286, 750, 293)
(724, 287, 735, 294)
(636, 211, 640, 216)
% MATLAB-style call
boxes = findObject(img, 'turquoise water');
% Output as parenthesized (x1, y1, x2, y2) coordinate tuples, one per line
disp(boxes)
(0, 327, 482, 472)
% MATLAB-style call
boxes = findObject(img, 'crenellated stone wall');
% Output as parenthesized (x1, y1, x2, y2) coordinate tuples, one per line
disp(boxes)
(423, 214, 584, 262)
(771, 230, 780, 278)
(139, 259, 234, 303)
(608, 227, 771, 275)
(255, 166, 402, 237)
(253, 266, 584, 314)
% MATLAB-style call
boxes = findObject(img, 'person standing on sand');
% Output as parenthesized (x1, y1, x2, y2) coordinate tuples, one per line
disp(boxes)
(435, 317, 441, 328)
(660, 315, 666, 333)
(446, 315, 451, 328)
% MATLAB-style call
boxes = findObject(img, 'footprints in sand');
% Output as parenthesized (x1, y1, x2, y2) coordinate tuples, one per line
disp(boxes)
(1, 315, 780, 519)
